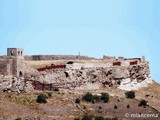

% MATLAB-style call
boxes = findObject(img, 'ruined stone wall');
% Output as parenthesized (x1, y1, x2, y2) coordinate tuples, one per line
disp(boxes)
(66, 58, 141, 70)
(25, 55, 95, 61)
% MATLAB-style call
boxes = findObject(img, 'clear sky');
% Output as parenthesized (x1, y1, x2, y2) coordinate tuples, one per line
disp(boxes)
(0, 0, 160, 82)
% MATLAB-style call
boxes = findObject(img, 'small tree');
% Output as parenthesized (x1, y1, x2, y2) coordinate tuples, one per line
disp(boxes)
(99, 106, 102, 109)
(125, 91, 135, 99)
(82, 92, 94, 102)
(74, 118, 80, 120)
(114, 105, 118, 109)
(92, 100, 95, 104)
(36, 93, 48, 103)
(15, 117, 22, 120)
(139, 99, 148, 107)
(94, 116, 105, 120)
(75, 98, 80, 104)
(47, 92, 52, 98)
(54, 88, 59, 92)
(101, 92, 109, 103)
(127, 104, 130, 108)
(93, 95, 100, 100)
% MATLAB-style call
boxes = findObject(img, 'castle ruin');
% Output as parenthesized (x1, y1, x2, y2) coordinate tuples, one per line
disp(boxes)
(0, 48, 152, 92)
(0, 48, 24, 77)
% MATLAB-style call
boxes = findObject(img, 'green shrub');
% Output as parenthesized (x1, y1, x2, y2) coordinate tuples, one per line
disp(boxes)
(101, 92, 109, 103)
(99, 106, 102, 109)
(15, 117, 22, 120)
(125, 91, 135, 99)
(95, 116, 105, 120)
(47, 92, 52, 98)
(75, 98, 80, 104)
(36, 93, 48, 103)
(110, 117, 118, 120)
(82, 92, 94, 102)
(82, 115, 106, 120)
(127, 104, 130, 108)
(93, 95, 100, 100)
(54, 88, 59, 92)
(138, 99, 148, 107)
(114, 105, 117, 109)
(74, 118, 80, 120)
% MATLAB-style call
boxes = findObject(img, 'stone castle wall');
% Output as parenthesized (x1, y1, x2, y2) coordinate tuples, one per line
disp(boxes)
(66, 57, 144, 70)
(25, 55, 95, 61)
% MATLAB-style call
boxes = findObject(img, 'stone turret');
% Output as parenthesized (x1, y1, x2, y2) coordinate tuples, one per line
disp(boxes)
(7, 48, 24, 77)
(7, 48, 23, 58)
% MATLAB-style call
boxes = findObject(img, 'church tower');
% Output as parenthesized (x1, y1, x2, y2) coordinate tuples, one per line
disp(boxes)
(7, 48, 24, 77)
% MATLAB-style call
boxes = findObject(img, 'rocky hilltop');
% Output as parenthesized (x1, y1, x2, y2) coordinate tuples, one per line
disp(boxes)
(35, 57, 152, 91)
(0, 49, 160, 120)
(0, 50, 153, 93)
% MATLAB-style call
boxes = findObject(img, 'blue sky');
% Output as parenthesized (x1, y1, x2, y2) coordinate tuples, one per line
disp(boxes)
(0, 0, 160, 82)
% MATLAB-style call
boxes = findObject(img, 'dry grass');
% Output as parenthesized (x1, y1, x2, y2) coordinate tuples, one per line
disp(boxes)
(0, 85, 160, 120)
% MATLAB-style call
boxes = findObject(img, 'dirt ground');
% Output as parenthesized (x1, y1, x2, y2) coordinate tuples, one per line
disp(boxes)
(0, 83, 159, 120)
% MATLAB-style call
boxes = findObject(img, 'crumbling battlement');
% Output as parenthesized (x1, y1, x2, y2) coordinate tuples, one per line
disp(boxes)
(66, 56, 146, 69)
(25, 55, 95, 61)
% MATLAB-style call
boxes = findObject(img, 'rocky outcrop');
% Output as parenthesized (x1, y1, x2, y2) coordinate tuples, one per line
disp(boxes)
(0, 60, 151, 92)
(0, 75, 34, 93)
(34, 61, 151, 91)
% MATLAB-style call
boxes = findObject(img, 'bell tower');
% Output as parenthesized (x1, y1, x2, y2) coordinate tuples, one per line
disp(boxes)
(7, 48, 24, 77)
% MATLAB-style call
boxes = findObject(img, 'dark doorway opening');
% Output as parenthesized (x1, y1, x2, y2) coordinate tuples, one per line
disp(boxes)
(19, 71, 23, 77)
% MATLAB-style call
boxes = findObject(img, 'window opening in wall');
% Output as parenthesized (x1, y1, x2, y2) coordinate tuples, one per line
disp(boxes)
(18, 51, 20, 56)
(10, 50, 14, 56)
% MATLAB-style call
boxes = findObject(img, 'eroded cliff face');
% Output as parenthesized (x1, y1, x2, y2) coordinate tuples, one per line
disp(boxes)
(35, 61, 152, 91)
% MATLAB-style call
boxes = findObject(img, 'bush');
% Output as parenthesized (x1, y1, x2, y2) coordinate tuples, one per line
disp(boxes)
(93, 95, 100, 100)
(54, 88, 59, 92)
(139, 99, 148, 107)
(127, 104, 130, 108)
(47, 92, 52, 98)
(82, 114, 92, 120)
(101, 93, 109, 103)
(114, 105, 118, 109)
(15, 117, 22, 120)
(110, 117, 118, 120)
(36, 93, 48, 103)
(125, 91, 135, 99)
(82, 115, 106, 120)
(75, 98, 80, 104)
(95, 116, 105, 120)
(82, 92, 94, 102)
(74, 118, 80, 120)
(99, 106, 102, 109)
(92, 100, 95, 104)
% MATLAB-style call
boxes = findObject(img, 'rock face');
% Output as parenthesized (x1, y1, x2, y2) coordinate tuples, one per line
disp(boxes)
(34, 61, 151, 91)
(0, 75, 34, 93)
